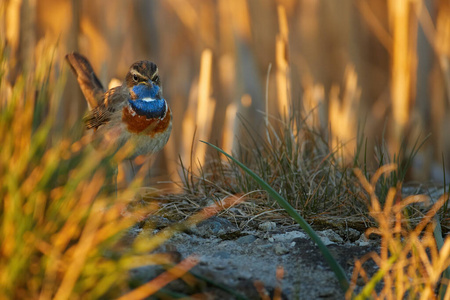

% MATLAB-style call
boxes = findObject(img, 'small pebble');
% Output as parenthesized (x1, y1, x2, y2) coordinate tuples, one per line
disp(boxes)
(214, 262, 227, 270)
(274, 243, 289, 255)
(259, 221, 277, 231)
(318, 229, 343, 244)
(236, 235, 257, 244)
(238, 271, 252, 280)
(341, 228, 361, 242)
(357, 277, 365, 286)
(355, 234, 370, 246)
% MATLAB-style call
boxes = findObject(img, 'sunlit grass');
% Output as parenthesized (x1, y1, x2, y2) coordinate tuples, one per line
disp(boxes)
(1, 46, 122, 299)
(349, 166, 450, 299)
(0, 44, 198, 299)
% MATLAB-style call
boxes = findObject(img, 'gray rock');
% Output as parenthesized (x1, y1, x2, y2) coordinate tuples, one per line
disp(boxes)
(127, 221, 379, 299)
(214, 251, 231, 259)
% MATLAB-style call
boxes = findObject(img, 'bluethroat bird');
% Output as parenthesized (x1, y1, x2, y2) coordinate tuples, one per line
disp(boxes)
(65, 52, 172, 159)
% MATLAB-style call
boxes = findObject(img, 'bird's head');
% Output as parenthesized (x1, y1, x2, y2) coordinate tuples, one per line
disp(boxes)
(125, 61, 167, 119)
(126, 61, 161, 97)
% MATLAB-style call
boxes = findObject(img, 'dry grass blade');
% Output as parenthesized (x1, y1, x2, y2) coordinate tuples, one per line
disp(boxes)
(117, 256, 199, 300)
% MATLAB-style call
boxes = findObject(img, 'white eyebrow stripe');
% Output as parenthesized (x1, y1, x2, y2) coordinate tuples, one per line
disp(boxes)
(130, 69, 140, 76)
(130, 69, 148, 80)
(151, 68, 159, 80)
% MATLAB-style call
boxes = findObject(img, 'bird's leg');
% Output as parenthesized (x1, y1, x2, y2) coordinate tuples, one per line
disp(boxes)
(129, 159, 136, 177)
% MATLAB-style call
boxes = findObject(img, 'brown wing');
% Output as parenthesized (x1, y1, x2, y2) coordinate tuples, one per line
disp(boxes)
(83, 86, 124, 129)
(84, 103, 115, 129)
(65, 52, 105, 109)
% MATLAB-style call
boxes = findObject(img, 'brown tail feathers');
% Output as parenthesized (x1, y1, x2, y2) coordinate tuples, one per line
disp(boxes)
(65, 52, 105, 110)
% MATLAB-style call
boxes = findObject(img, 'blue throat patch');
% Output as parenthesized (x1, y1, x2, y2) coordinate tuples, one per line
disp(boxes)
(129, 84, 167, 119)
(132, 84, 160, 99)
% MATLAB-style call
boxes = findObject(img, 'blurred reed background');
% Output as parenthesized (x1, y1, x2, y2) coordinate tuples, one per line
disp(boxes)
(2, 0, 450, 187)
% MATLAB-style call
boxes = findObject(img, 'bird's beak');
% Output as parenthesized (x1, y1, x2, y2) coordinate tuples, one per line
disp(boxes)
(147, 80, 162, 99)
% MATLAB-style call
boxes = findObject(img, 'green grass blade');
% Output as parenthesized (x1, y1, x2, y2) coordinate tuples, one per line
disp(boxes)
(354, 254, 397, 300)
(202, 141, 350, 292)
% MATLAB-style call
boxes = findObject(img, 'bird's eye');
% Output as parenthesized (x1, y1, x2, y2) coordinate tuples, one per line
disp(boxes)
(133, 74, 139, 82)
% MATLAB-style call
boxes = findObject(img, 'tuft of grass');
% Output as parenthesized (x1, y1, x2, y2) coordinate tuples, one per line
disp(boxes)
(180, 108, 366, 223)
